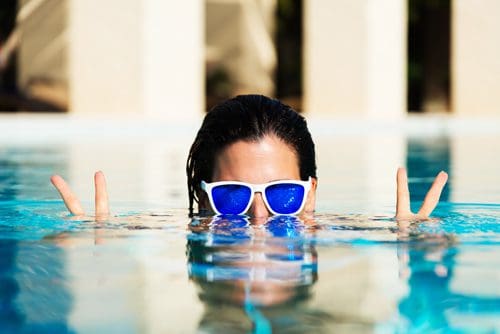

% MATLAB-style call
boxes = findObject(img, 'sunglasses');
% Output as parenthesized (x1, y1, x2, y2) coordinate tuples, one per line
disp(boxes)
(201, 177, 312, 216)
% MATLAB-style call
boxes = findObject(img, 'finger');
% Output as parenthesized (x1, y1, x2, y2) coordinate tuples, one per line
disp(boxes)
(417, 171, 448, 217)
(50, 175, 85, 215)
(94, 171, 110, 217)
(396, 167, 412, 218)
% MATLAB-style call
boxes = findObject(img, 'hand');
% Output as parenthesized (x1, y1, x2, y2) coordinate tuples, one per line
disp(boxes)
(396, 167, 448, 220)
(50, 171, 110, 217)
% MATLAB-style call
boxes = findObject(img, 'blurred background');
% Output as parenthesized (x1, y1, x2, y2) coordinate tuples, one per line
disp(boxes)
(1, 0, 498, 118)
(1, 3, 499, 331)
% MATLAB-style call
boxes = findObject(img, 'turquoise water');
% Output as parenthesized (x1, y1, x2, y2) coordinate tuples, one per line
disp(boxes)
(0, 135, 499, 333)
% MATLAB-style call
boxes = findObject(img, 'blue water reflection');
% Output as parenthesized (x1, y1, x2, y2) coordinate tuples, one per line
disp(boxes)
(187, 215, 320, 332)
(0, 150, 73, 333)
(0, 140, 499, 332)
(187, 215, 316, 285)
(398, 242, 500, 332)
(407, 136, 451, 209)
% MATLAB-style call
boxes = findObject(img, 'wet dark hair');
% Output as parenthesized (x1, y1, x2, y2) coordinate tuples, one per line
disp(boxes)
(186, 95, 317, 216)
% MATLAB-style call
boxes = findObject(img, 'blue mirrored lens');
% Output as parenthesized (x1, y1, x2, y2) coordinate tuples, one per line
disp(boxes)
(212, 184, 252, 215)
(265, 183, 305, 214)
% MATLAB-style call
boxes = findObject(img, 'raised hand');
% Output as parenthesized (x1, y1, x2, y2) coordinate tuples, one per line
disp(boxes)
(396, 167, 448, 220)
(50, 171, 110, 217)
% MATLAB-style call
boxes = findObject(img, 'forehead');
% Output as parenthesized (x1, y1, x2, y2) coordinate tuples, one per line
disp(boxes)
(212, 135, 300, 183)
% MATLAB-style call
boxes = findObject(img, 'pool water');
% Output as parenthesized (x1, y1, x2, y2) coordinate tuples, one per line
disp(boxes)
(0, 124, 499, 333)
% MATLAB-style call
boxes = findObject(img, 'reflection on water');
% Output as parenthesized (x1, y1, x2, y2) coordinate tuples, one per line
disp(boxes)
(187, 215, 319, 332)
(0, 206, 499, 332)
(397, 216, 500, 333)
(407, 136, 451, 212)
(0, 148, 72, 333)
(0, 138, 500, 332)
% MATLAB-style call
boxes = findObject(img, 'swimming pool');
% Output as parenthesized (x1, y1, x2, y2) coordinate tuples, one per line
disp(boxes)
(0, 115, 499, 333)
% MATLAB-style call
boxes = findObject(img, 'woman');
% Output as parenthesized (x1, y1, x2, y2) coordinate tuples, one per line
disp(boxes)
(51, 95, 448, 219)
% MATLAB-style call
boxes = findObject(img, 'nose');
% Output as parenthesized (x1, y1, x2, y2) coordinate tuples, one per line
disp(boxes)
(248, 193, 271, 218)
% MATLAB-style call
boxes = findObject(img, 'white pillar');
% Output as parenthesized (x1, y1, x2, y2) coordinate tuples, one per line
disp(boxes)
(69, 0, 204, 120)
(452, 0, 500, 116)
(303, 0, 407, 118)
(143, 0, 204, 120)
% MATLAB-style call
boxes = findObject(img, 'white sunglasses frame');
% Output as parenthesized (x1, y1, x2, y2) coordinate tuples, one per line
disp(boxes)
(200, 177, 312, 216)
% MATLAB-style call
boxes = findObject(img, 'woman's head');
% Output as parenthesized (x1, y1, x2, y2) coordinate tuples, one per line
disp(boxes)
(186, 95, 317, 216)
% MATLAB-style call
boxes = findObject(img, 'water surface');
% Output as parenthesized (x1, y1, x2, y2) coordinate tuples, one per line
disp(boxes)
(0, 133, 499, 333)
